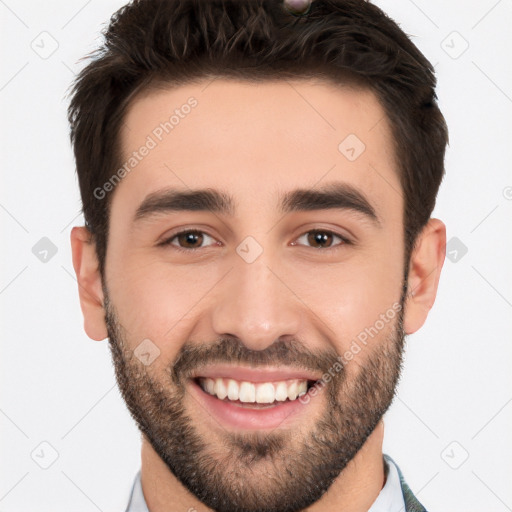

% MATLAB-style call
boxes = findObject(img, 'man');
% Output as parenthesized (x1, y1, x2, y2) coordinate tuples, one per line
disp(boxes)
(68, 0, 447, 510)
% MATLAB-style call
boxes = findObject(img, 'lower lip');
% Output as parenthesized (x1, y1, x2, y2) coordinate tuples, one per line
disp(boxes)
(189, 379, 317, 430)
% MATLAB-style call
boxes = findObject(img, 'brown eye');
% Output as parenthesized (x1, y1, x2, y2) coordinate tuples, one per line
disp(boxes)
(176, 231, 204, 248)
(294, 230, 349, 250)
(162, 230, 217, 251)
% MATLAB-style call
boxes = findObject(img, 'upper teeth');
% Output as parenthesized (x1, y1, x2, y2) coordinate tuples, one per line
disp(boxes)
(198, 377, 309, 403)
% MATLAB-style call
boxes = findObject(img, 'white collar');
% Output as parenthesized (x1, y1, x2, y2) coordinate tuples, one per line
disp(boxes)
(368, 456, 406, 512)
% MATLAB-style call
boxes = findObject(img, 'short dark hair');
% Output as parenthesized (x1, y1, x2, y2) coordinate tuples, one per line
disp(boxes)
(67, 0, 448, 277)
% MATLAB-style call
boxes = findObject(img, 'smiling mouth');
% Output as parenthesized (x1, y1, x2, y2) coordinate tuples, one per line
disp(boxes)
(194, 377, 317, 407)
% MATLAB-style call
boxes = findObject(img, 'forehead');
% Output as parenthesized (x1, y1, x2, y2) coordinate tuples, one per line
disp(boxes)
(113, 78, 400, 221)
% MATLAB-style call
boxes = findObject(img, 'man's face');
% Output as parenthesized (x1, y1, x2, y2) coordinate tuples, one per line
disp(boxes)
(103, 79, 407, 511)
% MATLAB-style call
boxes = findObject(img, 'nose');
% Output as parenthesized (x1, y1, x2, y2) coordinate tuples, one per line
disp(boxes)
(211, 250, 302, 351)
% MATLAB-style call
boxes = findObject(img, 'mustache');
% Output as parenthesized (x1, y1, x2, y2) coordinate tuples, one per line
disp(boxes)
(169, 336, 342, 386)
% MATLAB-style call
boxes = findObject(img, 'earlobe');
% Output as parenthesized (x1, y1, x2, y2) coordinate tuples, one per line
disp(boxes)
(70, 226, 108, 341)
(403, 218, 446, 335)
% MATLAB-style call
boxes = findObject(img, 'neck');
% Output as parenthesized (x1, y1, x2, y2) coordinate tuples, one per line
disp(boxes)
(140, 420, 386, 512)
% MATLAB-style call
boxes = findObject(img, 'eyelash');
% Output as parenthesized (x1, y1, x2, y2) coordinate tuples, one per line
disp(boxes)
(158, 228, 352, 253)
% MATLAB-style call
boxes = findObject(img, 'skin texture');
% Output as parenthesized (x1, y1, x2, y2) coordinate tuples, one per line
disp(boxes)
(71, 79, 446, 511)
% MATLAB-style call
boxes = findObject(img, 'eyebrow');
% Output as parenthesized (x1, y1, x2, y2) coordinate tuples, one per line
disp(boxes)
(133, 183, 381, 226)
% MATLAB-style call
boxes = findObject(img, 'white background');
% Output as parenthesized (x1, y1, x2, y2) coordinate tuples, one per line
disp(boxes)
(1, 0, 511, 510)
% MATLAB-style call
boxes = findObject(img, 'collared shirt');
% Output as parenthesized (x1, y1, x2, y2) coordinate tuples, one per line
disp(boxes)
(125, 454, 424, 512)
(368, 455, 406, 512)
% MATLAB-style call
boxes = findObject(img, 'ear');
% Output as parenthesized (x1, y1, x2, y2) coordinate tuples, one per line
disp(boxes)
(403, 218, 446, 335)
(70, 226, 108, 341)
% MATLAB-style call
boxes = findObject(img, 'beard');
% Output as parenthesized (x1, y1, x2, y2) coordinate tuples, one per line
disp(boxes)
(104, 285, 407, 512)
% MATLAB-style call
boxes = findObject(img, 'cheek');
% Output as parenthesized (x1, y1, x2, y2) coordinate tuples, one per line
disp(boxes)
(290, 248, 404, 357)
(106, 255, 225, 359)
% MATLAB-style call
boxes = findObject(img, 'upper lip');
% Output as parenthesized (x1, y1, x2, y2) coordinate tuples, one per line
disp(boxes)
(190, 364, 321, 383)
